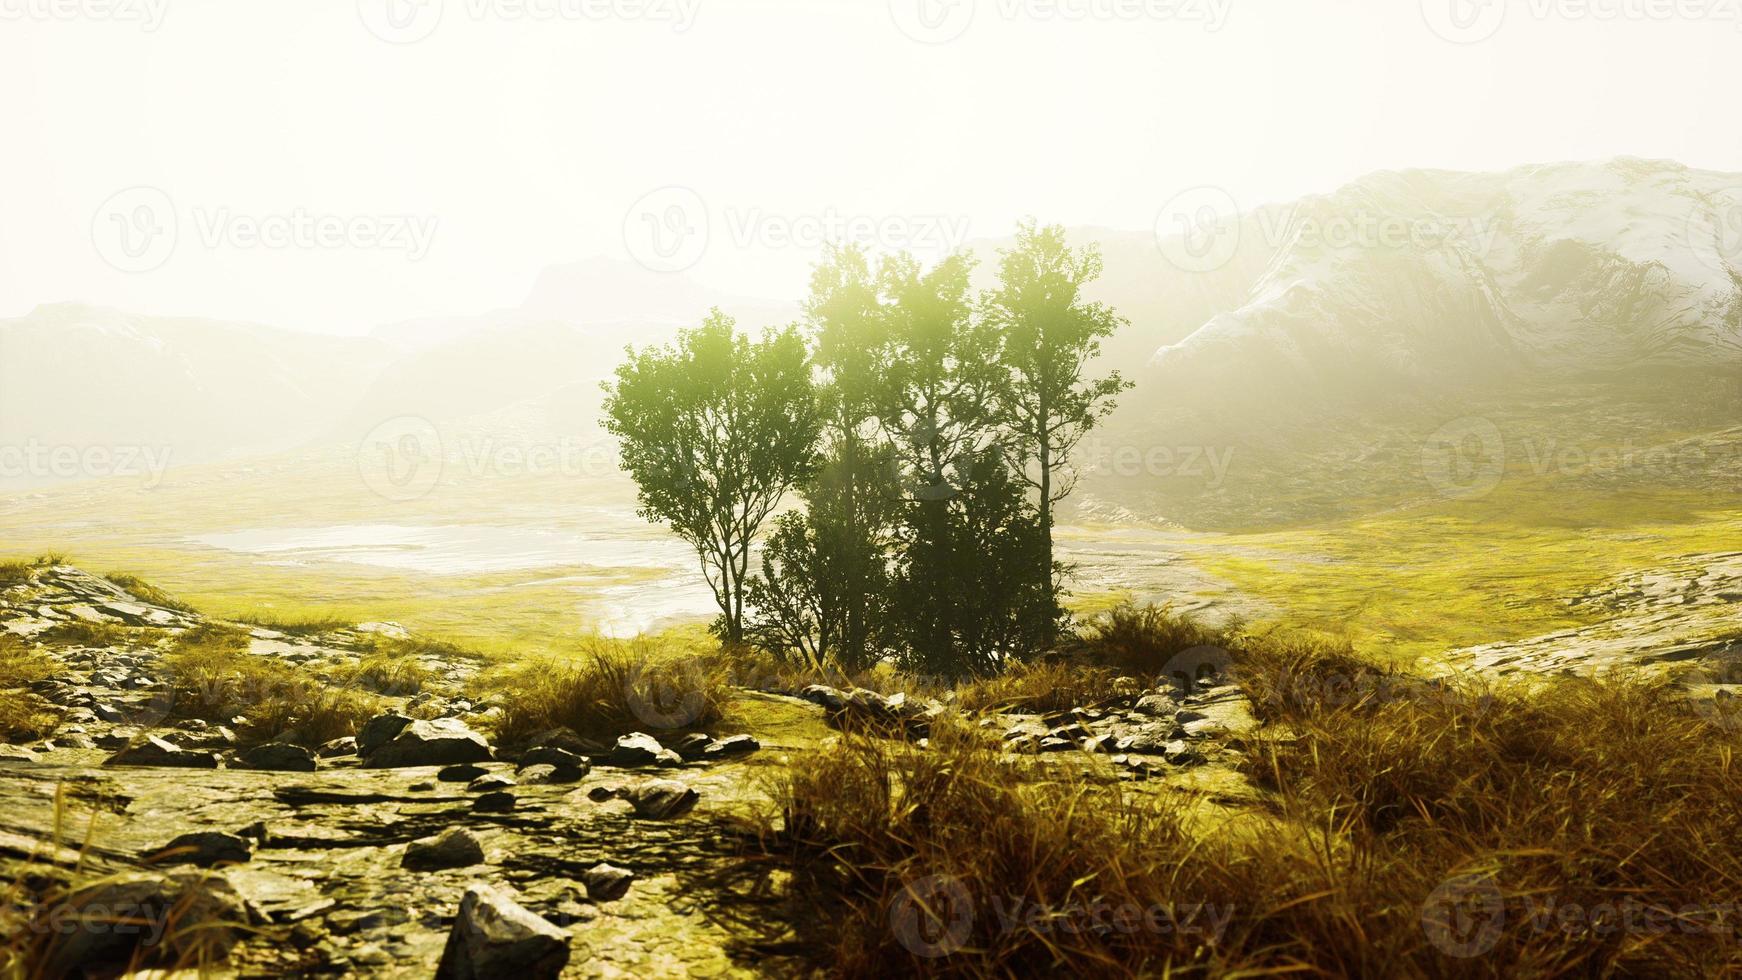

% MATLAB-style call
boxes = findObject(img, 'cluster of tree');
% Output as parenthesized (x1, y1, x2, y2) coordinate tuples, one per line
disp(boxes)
(603, 222, 1129, 679)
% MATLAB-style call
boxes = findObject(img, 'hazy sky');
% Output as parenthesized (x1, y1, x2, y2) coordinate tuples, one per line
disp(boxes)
(1, 0, 1736, 333)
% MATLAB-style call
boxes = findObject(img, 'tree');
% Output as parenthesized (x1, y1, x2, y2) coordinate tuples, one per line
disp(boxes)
(602, 311, 819, 644)
(801, 245, 905, 670)
(984, 221, 1131, 618)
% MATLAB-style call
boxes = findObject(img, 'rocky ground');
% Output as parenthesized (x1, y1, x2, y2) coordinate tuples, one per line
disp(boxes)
(1433, 551, 1742, 690)
(0, 566, 1262, 977)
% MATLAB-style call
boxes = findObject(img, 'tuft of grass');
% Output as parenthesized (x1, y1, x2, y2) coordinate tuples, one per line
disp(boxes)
(0, 635, 61, 743)
(1078, 602, 1241, 680)
(162, 623, 378, 746)
(954, 661, 1130, 714)
(484, 637, 732, 744)
(235, 611, 351, 637)
(103, 572, 195, 613)
(35, 619, 141, 650)
(332, 647, 443, 696)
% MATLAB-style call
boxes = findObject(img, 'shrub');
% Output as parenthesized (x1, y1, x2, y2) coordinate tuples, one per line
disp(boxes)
(484, 638, 732, 744)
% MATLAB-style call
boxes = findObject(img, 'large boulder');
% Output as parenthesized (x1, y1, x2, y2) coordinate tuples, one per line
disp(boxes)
(364, 719, 492, 769)
(436, 883, 570, 980)
(103, 736, 219, 769)
(35, 872, 251, 976)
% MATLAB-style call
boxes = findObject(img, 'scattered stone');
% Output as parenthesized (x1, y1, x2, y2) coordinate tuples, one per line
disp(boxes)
(517, 746, 588, 774)
(440, 763, 490, 783)
(1080, 733, 1116, 753)
(607, 732, 667, 767)
(0, 744, 38, 764)
(473, 791, 516, 813)
(103, 736, 219, 769)
(356, 712, 413, 756)
(620, 780, 698, 819)
(582, 863, 635, 902)
(516, 764, 583, 786)
(317, 736, 358, 758)
(701, 734, 759, 759)
(1133, 694, 1177, 716)
(403, 827, 486, 871)
(674, 732, 714, 759)
(586, 785, 619, 803)
(409, 781, 436, 792)
(365, 719, 493, 769)
(436, 883, 570, 980)
(144, 831, 253, 868)
(468, 773, 516, 793)
(235, 742, 318, 772)
(1038, 737, 1074, 753)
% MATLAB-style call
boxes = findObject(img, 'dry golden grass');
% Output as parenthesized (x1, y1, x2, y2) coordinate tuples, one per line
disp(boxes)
(953, 661, 1131, 714)
(103, 572, 195, 613)
(483, 637, 733, 744)
(754, 625, 1742, 977)
(161, 623, 378, 747)
(0, 635, 61, 743)
(33, 619, 144, 649)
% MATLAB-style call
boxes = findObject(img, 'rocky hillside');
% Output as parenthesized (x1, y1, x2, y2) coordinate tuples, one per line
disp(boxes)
(0, 565, 1260, 976)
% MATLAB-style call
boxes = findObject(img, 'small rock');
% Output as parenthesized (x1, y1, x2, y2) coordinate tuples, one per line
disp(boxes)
(103, 736, 219, 769)
(468, 773, 516, 793)
(317, 736, 358, 758)
(517, 746, 589, 775)
(1038, 737, 1074, 753)
(516, 764, 584, 786)
(436, 883, 570, 980)
(403, 827, 486, 871)
(581, 863, 635, 902)
(1080, 733, 1116, 753)
(701, 734, 759, 759)
(586, 785, 619, 803)
(365, 719, 493, 769)
(620, 780, 698, 819)
(440, 763, 490, 783)
(144, 831, 253, 868)
(674, 732, 713, 759)
(608, 732, 665, 767)
(0, 744, 38, 764)
(409, 781, 436, 792)
(356, 712, 413, 756)
(1134, 694, 1177, 717)
(235, 742, 318, 772)
(473, 791, 516, 813)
